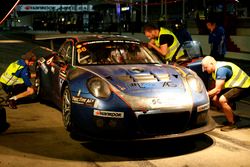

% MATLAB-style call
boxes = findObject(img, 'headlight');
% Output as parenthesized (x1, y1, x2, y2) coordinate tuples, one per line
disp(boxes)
(186, 74, 203, 93)
(87, 77, 111, 98)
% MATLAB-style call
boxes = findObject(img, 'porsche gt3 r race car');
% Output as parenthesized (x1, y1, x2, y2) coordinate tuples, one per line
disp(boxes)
(34, 34, 215, 141)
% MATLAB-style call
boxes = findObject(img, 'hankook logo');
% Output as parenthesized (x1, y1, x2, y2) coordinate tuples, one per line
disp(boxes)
(94, 110, 124, 118)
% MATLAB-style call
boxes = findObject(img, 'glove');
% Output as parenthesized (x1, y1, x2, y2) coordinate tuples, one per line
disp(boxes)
(9, 96, 17, 101)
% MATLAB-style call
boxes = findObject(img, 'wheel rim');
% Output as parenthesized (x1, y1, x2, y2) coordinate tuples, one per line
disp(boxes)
(34, 78, 40, 96)
(62, 88, 72, 130)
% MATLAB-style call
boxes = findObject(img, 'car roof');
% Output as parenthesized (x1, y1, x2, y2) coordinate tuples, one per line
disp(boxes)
(34, 33, 140, 43)
(78, 34, 140, 42)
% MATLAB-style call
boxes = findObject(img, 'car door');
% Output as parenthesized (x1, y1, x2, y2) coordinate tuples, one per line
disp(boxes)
(50, 39, 74, 105)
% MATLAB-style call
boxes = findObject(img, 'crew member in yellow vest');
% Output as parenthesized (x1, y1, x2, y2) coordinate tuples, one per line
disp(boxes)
(0, 51, 36, 109)
(201, 56, 250, 131)
(143, 23, 184, 63)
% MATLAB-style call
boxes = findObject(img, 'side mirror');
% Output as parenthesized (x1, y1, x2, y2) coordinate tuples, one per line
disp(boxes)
(0, 0, 20, 24)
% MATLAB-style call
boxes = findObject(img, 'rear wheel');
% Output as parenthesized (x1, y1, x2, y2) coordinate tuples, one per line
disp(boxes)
(62, 86, 73, 131)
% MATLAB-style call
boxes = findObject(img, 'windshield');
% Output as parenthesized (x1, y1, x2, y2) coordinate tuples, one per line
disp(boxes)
(182, 41, 203, 59)
(76, 40, 161, 65)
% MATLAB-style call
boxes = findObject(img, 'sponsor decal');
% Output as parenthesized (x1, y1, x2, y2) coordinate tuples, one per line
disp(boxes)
(83, 41, 110, 45)
(115, 84, 126, 91)
(59, 72, 66, 80)
(152, 98, 162, 105)
(17, 5, 93, 12)
(72, 96, 95, 106)
(94, 110, 124, 118)
(77, 47, 87, 54)
(163, 82, 177, 87)
(150, 97, 180, 107)
(128, 82, 177, 88)
(138, 82, 156, 88)
(46, 56, 54, 65)
(197, 103, 209, 112)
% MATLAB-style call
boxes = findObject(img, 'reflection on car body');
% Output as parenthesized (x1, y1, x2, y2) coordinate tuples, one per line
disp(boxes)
(34, 34, 215, 141)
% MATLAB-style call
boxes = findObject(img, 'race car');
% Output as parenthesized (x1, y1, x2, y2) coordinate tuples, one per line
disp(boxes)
(175, 40, 210, 89)
(34, 34, 215, 141)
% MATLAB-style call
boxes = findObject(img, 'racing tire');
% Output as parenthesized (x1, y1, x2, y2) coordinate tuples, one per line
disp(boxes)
(62, 86, 73, 131)
(0, 107, 10, 133)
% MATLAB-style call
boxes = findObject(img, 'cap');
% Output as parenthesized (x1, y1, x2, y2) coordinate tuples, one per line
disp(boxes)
(21, 51, 36, 61)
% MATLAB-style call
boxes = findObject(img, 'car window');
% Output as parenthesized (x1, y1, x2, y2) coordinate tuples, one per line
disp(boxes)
(76, 41, 161, 65)
(182, 41, 203, 59)
(58, 40, 74, 64)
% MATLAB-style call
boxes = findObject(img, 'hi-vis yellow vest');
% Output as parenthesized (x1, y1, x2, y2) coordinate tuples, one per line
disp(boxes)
(212, 62, 250, 88)
(155, 27, 184, 61)
(0, 61, 25, 86)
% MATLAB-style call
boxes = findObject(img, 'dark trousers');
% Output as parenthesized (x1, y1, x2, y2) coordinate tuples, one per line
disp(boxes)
(1, 83, 27, 97)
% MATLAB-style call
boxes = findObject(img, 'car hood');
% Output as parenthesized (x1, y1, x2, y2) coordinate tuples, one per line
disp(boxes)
(78, 64, 188, 94)
(76, 64, 193, 110)
(76, 64, 191, 105)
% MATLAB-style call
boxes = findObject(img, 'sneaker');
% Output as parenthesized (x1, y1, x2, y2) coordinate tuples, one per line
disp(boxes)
(216, 121, 230, 128)
(234, 114, 241, 122)
(8, 99, 17, 109)
(221, 123, 237, 132)
(0, 122, 10, 133)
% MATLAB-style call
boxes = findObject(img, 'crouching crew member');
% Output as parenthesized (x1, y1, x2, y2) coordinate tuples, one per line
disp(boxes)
(201, 56, 250, 131)
(0, 51, 37, 109)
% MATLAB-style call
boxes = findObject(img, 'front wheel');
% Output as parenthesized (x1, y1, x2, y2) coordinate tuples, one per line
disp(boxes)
(34, 78, 40, 97)
(62, 86, 73, 131)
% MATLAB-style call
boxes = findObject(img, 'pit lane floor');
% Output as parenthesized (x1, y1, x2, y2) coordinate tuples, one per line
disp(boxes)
(0, 32, 250, 167)
(0, 101, 249, 167)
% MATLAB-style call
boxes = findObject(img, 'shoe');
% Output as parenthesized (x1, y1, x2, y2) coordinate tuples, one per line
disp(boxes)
(0, 122, 10, 133)
(8, 99, 17, 109)
(221, 123, 237, 132)
(216, 121, 230, 128)
(234, 114, 241, 122)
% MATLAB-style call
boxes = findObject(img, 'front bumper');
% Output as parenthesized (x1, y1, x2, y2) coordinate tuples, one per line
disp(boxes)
(71, 108, 216, 142)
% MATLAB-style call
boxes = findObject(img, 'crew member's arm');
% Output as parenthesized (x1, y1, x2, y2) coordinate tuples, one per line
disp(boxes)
(208, 79, 225, 97)
(147, 39, 155, 49)
(30, 73, 36, 78)
(148, 42, 169, 57)
(208, 66, 232, 98)
(10, 67, 35, 100)
(148, 34, 173, 58)
(15, 86, 34, 100)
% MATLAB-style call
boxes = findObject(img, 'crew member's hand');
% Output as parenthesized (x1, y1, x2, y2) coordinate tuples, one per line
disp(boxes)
(148, 39, 155, 48)
(31, 85, 37, 93)
(30, 73, 36, 78)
